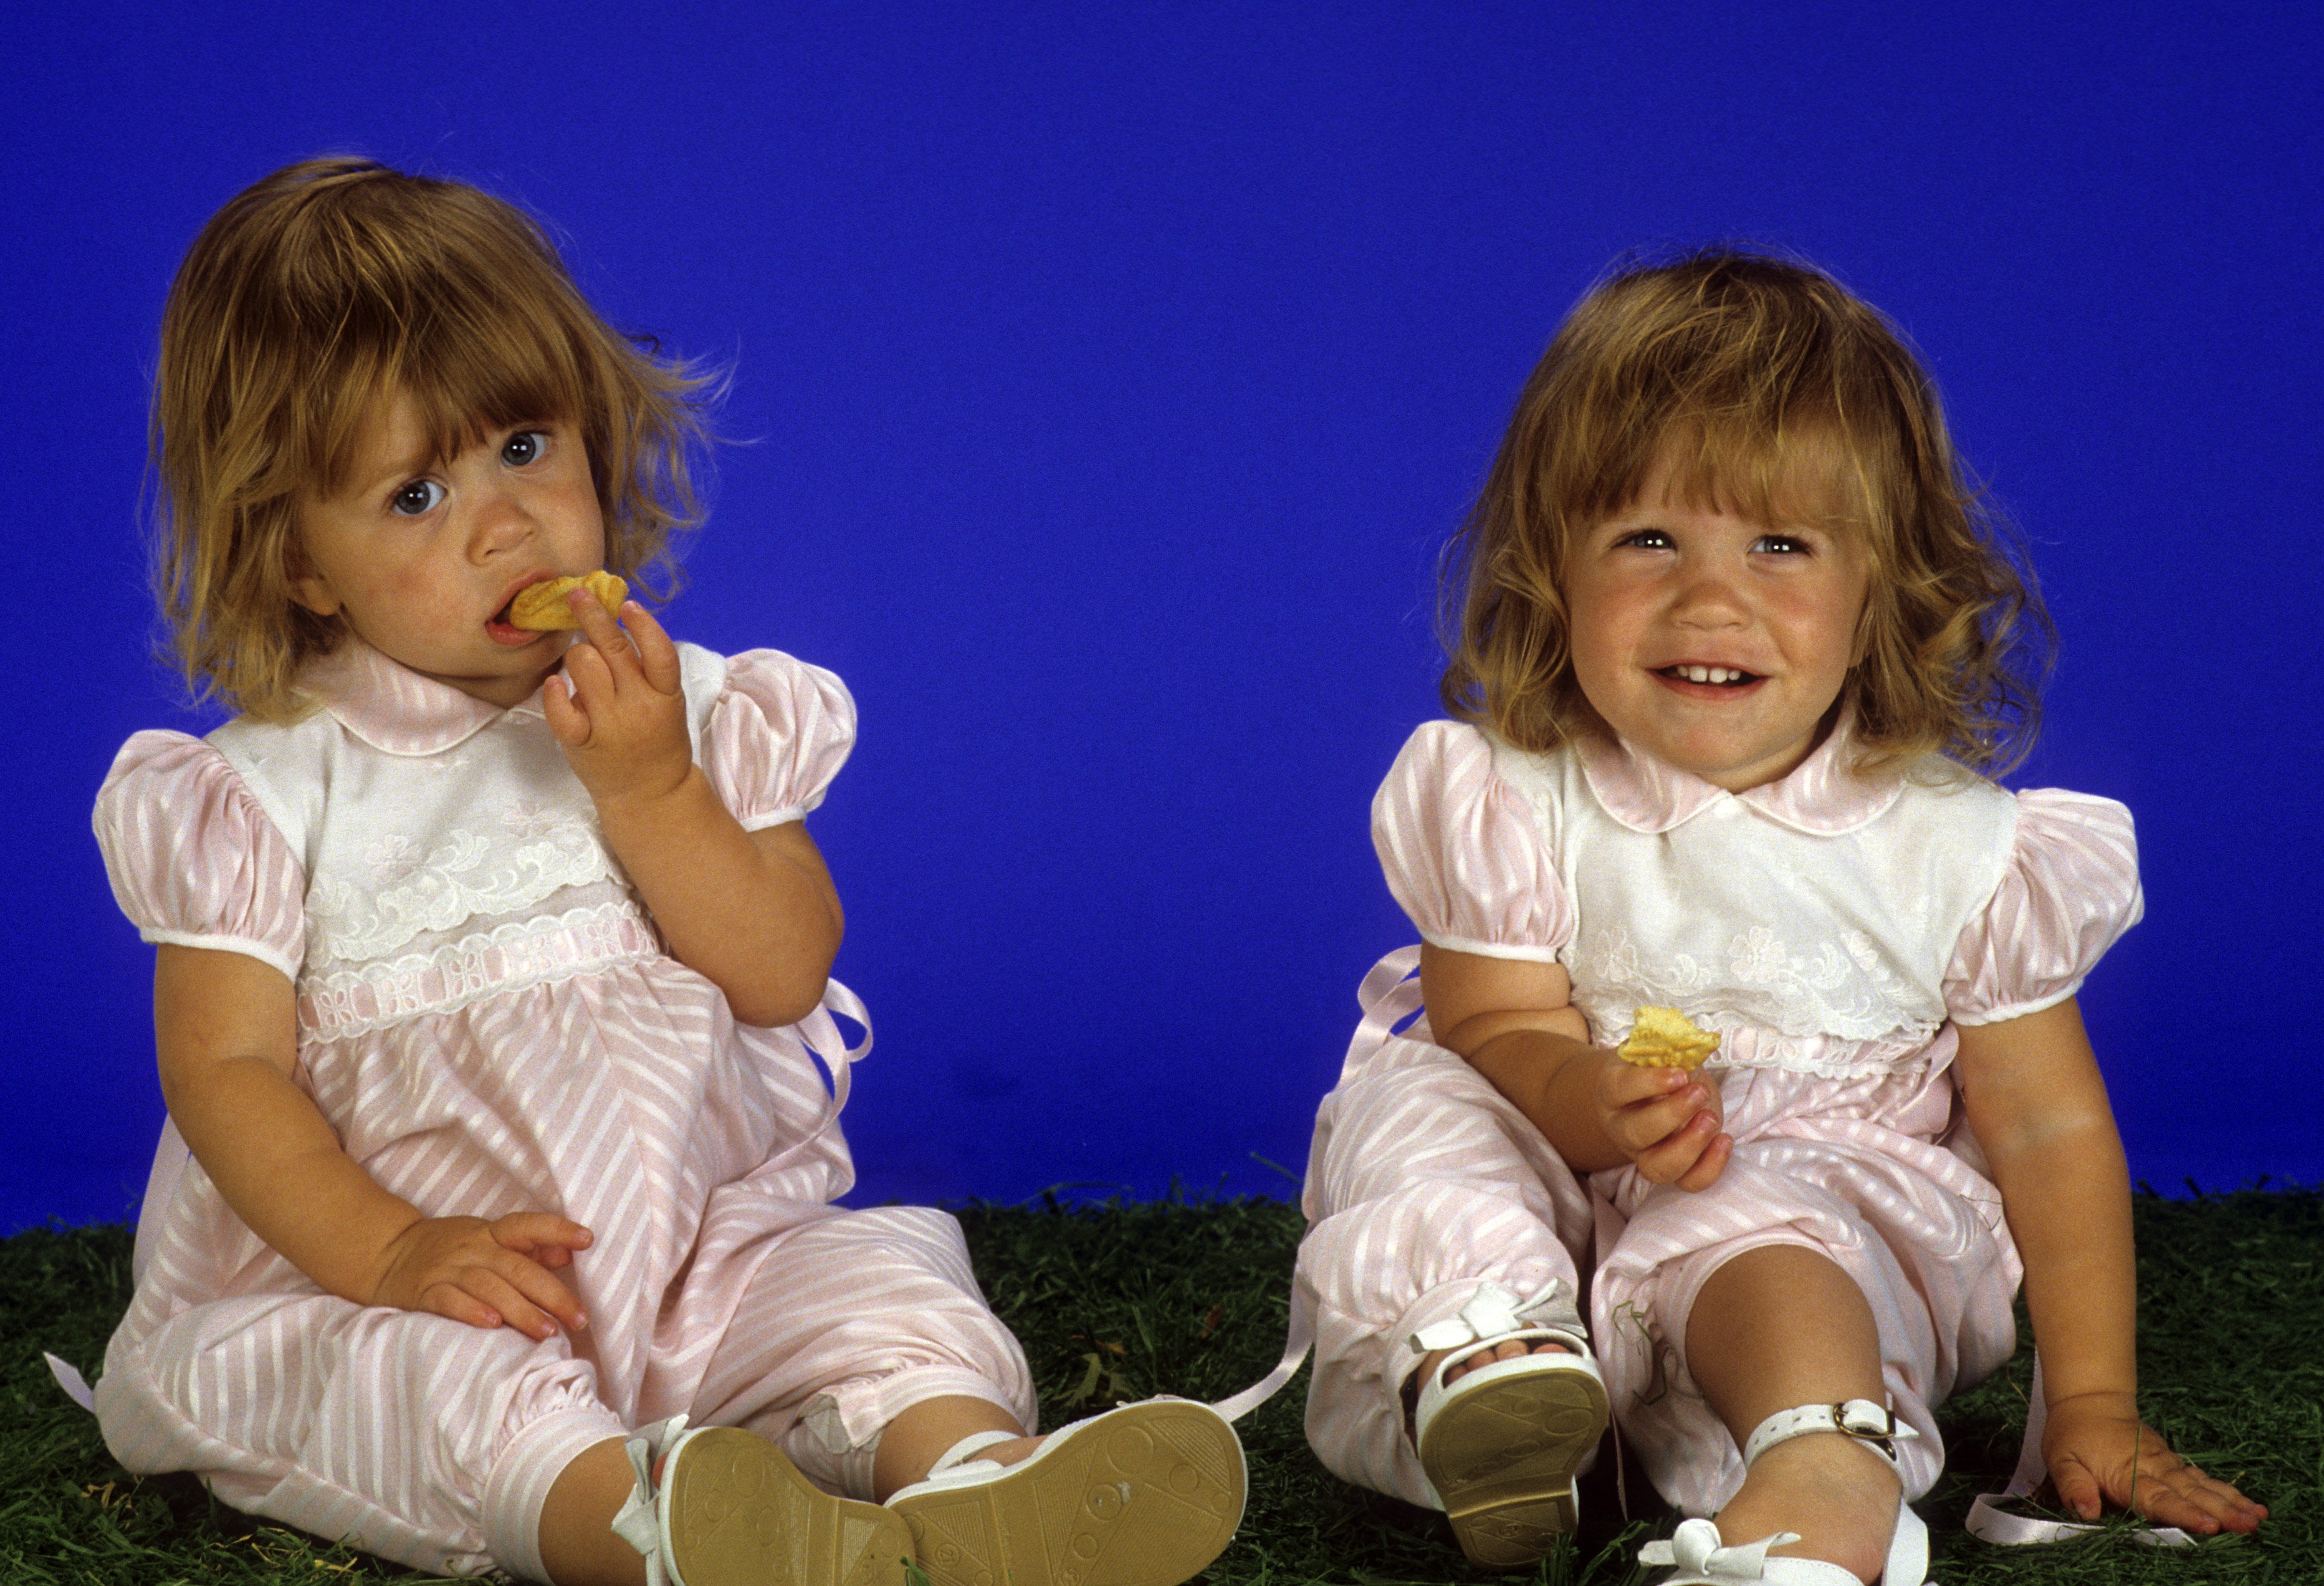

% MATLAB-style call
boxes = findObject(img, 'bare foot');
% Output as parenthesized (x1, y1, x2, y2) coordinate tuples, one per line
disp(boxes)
(1405, 1338, 1577, 1441)
(1710, 1433, 1900, 1583)
(1430, 1337, 1577, 1387)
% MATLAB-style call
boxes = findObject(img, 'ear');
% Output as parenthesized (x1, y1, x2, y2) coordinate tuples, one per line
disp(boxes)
(283, 535, 343, 619)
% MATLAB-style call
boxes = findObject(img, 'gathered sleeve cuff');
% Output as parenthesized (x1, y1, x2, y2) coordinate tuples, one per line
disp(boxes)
(91, 731, 305, 980)
(1370, 720, 1572, 962)
(701, 650, 858, 831)
(1944, 788, 2142, 1026)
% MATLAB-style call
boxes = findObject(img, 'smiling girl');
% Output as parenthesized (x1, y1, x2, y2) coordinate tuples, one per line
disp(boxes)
(89, 157, 1244, 1586)
(1290, 251, 2264, 1582)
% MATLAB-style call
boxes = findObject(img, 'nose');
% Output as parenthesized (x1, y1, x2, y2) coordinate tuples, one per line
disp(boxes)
(1671, 560, 1749, 628)
(466, 478, 537, 561)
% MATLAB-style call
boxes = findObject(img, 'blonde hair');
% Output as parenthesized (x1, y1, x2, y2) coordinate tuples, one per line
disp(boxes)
(1441, 247, 2052, 776)
(150, 156, 717, 720)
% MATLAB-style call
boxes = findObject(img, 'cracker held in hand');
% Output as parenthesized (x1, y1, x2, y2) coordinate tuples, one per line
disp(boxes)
(1617, 1006, 1721, 1071)
(508, 571, 627, 631)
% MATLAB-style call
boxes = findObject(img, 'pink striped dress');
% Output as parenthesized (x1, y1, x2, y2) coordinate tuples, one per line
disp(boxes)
(1297, 716, 2140, 1517)
(90, 639, 1033, 1581)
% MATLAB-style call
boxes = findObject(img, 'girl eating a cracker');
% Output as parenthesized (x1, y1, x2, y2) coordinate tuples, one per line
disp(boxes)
(1291, 251, 2265, 1582)
(90, 156, 1245, 1586)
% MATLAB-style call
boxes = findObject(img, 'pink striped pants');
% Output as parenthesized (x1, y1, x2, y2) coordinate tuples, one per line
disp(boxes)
(96, 1204, 1034, 1581)
(1296, 1026, 2020, 1517)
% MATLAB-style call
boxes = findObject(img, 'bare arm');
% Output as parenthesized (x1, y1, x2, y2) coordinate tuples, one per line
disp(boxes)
(544, 594, 843, 1027)
(155, 944, 591, 1337)
(1954, 998, 2263, 1533)
(1420, 943, 1731, 1188)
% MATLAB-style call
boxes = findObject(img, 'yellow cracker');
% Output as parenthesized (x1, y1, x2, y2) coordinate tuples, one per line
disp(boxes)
(1616, 1005, 1721, 1071)
(508, 571, 627, 631)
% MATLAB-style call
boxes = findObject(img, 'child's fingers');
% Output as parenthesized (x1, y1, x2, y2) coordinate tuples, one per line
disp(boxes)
(2125, 1457, 2267, 1534)
(487, 1212, 594, 1254)
(495, 1255, 588, 1334)
(1632, 1107, 1722, 1184)
(2049, 1454, 2105, 1521)
(540, 674, 590, 746)
(454, 1268, 560, 1342)
(620, 601, 683, 695)
(1670, 1130, 1732, 1192)
(560, 634, 618, 710)
(1614, 1079, 1715, 1154)
(1602, 1061, 1693, 1109)
(570, 586, 641, 679)
(418, 1281, 504, 1333)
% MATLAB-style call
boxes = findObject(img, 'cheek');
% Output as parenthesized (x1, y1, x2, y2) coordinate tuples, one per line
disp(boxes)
(1565, 583, 1643, 675)
(1767, 582, 1863, 674)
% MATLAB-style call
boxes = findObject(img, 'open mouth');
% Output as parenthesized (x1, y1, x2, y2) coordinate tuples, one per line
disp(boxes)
(1657, 664, 1761, 687)
(484, 585, 546, 644)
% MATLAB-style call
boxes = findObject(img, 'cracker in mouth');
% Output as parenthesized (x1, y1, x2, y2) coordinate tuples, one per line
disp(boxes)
(507, 571, 627, 631)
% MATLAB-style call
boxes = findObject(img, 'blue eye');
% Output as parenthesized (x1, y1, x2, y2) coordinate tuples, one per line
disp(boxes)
(390, 480, 446, 517)
(1754, 533, 1810, 555)
(502, 430, 548, 467)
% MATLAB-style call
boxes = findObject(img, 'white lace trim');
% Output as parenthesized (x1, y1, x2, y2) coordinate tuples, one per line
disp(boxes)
(1577, 924, 1938, 1044)
(302, 810, 620, 966)
(297, 903, 659, 1038)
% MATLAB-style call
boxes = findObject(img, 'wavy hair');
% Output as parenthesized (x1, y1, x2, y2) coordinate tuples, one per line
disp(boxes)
(1440, 247, 2052, 776)
(150, 156, 718, 720)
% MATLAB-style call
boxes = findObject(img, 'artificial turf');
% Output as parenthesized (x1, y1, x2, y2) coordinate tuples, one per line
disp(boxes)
(2, 1186, 2314, 1582)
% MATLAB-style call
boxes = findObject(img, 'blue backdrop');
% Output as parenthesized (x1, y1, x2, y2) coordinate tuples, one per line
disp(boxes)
(5, 2, 2319, 1232)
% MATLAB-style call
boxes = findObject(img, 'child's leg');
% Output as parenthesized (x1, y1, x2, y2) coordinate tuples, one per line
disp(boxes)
(96, 1294, 631, 1581)
(537, 1440, 644, 1586)
(1682, 1246, 1902, 1583)
(681, 1203, 1240, 1585)
(1300, 1039, 1595, 1507)
(681, 1203, 1037, 1498)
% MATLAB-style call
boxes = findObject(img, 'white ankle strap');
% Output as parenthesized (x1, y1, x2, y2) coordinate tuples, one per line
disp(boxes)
(927, 1428, 1019, 1476)
(611, 1416, 691, 1586)
(1742, 1398, 1920, 1469)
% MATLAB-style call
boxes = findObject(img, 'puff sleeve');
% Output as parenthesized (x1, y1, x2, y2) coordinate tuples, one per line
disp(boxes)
(1371, 720, 1572, 962)
(92, 731, 306, 981)
(1944, 788, 2142, 1025)
(700, 649, 859, 830)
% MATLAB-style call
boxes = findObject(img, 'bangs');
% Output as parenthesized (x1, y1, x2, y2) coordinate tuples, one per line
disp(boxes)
(288, 226, 601, 502)
(1616, 413, 1875, 540)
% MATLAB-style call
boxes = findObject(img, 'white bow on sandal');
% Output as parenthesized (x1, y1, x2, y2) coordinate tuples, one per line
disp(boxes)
(610, 1416, 914, 1586)
(1639, 1398, 1928, 1585)
(1407, 1278, 1610, 1567)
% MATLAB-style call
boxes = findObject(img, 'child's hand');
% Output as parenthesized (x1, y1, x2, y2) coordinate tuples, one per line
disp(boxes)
(368, 1212, 593, 1342)
(542, 591, 692, 811)
(1595, 1058, 1730, 1190)
(2043, 1391, 2267, 1536)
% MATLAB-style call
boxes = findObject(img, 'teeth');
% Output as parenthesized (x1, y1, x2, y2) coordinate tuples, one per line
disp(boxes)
(1673, 665, 1748, 684)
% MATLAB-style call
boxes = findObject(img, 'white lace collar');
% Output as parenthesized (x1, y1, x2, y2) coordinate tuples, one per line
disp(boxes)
(1572, 705, 1906, 837)
(297, 639, 548, 757)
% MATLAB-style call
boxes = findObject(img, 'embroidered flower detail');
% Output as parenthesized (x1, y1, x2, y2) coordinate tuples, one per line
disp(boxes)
(499, 801, 570, 841)
(366, 835, 426, 886)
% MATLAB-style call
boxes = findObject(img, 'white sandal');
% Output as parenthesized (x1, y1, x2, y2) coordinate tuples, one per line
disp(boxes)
(1638, 1399, 1929, 1585)
(611, 1416, 914, 1586)
(884, 1397, 1246, 1586)
(1407, 1278, 1610, 1568)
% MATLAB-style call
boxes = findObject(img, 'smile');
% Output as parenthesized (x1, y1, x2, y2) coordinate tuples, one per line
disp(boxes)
(1657, 665, 1760, 686)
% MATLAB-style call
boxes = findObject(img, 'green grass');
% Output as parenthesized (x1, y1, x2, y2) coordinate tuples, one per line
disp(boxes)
(4, 1187, 2316, 1582)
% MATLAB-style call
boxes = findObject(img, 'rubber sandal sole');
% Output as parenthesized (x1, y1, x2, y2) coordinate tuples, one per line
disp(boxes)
(662, 1426, 914, 1586)
(890, 1400, 1246, 1586)
(1418, 1367, 1609, 1569)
